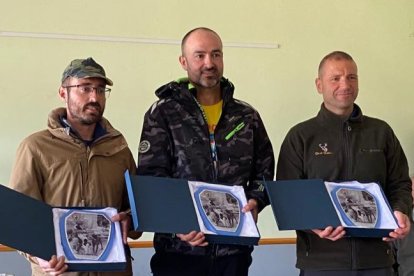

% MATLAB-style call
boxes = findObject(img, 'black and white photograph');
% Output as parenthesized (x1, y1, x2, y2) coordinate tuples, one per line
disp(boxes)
(52, 207, 126, 268)
(199, 189, 241, 232)
(188, 181, 260, 239)
(336, 188, 378, 227)
(64, 211, 112, 260)
(325, 181, 398, 230)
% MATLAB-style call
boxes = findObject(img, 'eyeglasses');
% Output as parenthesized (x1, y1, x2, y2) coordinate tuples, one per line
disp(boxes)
(63, 84, 111, 98)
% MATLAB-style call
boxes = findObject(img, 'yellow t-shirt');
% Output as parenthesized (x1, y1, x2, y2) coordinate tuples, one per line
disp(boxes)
(202, 100, 223, 134)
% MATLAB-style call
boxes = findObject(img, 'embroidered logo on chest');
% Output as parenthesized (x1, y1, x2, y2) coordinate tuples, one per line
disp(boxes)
(314, 143, 333, 156)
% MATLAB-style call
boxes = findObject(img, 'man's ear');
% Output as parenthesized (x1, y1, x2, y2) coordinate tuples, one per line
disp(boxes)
(179, 55, 187, 71)
(315, 77, 322, 94)
(59, 86, 67, 103)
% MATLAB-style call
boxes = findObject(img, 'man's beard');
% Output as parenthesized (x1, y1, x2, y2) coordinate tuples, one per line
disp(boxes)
(196, 70, 221, 89)
(68, 102, 104, 125)
(80, 103, 104, 125)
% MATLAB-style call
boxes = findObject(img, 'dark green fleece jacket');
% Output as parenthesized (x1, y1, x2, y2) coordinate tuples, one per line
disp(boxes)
(277, 103, 412, 270)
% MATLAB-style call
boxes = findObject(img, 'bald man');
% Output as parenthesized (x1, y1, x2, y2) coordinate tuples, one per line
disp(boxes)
(137, 27, 275, 276)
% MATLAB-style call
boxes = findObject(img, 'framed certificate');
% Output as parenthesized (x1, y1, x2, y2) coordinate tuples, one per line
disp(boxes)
(0, 183, 127, 271)
(125, 173, 261, 245)
(52, 207, 126, 268)
(52, 208, 126, 271)
(188, 181, 258, 238)
(265, 179, 398, 237)
(325, 181, 397, 229)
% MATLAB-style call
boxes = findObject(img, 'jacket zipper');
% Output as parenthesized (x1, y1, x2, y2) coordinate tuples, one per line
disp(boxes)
(344, 122, 356, 268)
(79, 162, 85, 207)
(191, 96, 219, 182)
(209, 243, 219, 273)
(344, 122, 352, 178)
(351, 238, 357, 269)
(190, 94, 222, 261)
(80, 145, 92, 207)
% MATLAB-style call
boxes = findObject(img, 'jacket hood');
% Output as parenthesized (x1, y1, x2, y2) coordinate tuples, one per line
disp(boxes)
(154, 77, 235, 103)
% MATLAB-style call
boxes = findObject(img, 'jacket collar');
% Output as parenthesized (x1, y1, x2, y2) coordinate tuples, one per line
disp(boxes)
(317, 103, 363, 125)
(59, 116, 107, 145)
(47, 107, 117, 144)
(155, 77, 235, 105)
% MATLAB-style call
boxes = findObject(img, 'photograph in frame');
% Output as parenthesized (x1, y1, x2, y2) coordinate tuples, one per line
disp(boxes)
(325, 181, 398, 229)
(335, 188, 378, 227)
(196, 188, 242, 235)
(52, 207, 126, 265)
(188, 181, 259, 238)
(61, 210, 113, 261)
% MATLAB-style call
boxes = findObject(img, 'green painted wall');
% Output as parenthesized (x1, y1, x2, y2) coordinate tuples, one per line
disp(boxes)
(1, 0, 413, 239)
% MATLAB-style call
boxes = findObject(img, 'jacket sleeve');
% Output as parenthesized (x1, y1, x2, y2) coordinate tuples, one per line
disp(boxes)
(9, 138, 44, 201)
(137, 103, 173, 177)
(245, 112, 275, 212)
(276, 126, 306, 181)
(384, 127, 412, 217)
(9, 138, 47, 267)
(121, 148, 137, 212)
(275, 125, 318, 232)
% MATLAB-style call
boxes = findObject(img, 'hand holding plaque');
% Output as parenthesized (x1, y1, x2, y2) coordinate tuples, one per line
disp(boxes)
(0, 184, 128, 272)
(188, 181, 257, 238)
(52, 207, 126, 267)
(125, 173, 261, 245)
(265, 179, 399, 237)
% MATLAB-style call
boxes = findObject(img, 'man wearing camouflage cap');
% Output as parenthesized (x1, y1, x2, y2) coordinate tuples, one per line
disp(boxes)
(9, 57, 138, 275)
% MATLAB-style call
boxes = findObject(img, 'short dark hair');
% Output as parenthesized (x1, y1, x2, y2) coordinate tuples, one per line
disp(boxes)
(181, 27, 221, 54)
(318, 51, 354, 76)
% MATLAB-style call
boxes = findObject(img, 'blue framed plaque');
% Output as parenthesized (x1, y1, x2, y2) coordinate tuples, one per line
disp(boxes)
(325, 181, 397, 229)
(194, 187, 243, 236)
(124, 173, 261, 245)
(0, 182, 127, 272)
(52, 207, 126, 270)
(330, 187, 379, 228)
(59, 210, 114, 261)
(265, 179, 399, 238)
(188, 181, 259, 240)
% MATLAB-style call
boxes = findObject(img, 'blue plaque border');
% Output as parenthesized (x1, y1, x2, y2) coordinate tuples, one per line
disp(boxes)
(193, 187, 244, 236)
(329, 186, 381, 228)
(59, 209, 115, 261)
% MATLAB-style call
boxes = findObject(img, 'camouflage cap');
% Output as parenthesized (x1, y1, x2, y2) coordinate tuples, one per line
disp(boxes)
(61, 57, 113, 86)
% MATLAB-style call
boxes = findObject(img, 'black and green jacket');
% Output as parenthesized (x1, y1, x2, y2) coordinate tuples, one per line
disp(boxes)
(137, 78, 275, 256)
(277, 103, 412, 270)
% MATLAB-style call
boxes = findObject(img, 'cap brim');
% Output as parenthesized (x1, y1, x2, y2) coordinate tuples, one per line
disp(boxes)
(81, 73, 113, 86)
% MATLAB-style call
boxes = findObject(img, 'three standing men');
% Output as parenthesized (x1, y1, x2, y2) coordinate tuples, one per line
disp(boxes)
(9, 30, 412, 276)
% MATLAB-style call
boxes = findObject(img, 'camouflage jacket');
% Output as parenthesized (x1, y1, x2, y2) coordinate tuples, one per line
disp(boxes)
(137, 78, 275, 256)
